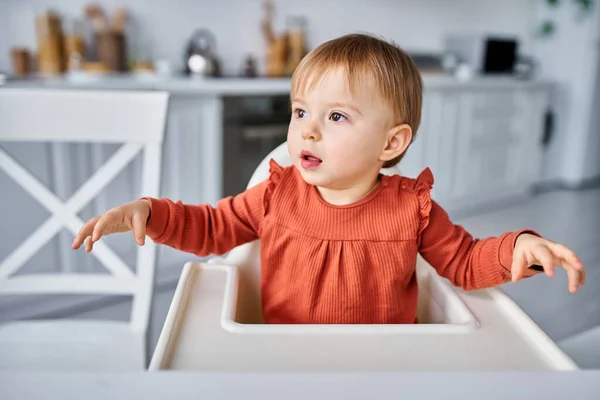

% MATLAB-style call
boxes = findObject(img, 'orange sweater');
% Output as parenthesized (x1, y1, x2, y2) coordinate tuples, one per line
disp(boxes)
(145, 160, 539, 324)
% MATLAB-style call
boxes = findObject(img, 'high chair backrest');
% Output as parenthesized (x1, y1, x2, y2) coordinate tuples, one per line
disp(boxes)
(0, 88, 169, 333)
(225, 141, 402, 323)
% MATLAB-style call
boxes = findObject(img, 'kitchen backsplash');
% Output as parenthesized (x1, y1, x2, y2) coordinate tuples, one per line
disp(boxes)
(0, 0, 535, 76)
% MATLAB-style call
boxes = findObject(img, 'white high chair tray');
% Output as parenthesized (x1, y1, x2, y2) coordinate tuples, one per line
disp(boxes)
(150, 257, 577, 371)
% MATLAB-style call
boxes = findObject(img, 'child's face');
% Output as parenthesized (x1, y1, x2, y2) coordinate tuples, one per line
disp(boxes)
(288, 67, 392, 191)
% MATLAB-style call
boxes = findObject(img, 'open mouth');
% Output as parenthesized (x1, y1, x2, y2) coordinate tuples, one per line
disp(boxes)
(300, 150, 322, 169)
(301, 150, 322, 163)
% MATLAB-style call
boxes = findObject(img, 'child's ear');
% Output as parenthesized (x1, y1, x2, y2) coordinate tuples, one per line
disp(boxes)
(380, 124, 412, 162)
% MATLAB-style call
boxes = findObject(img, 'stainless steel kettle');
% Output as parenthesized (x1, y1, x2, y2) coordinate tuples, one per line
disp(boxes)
(184, 28, 221, 77)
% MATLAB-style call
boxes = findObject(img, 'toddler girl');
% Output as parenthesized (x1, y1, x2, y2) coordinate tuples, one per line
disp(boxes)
(73, 33, 585, 324)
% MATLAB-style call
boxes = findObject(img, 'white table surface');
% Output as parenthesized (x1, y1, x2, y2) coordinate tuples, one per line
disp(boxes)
(1, 371, 599, 400)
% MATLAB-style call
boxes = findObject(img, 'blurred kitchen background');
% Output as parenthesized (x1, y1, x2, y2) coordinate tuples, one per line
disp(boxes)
(0, 0, 599, 368)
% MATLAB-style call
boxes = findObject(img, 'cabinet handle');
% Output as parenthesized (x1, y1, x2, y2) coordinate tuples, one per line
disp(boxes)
(542, 110, 554, 147)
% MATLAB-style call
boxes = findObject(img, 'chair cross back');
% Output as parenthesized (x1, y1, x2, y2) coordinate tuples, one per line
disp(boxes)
(0, 88, 169, 332)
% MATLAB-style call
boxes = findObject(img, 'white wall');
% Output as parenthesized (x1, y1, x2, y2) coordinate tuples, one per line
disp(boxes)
(0, 0, 535, 75)
(581, 11, 600, 183)
(532, 0, 600, 184)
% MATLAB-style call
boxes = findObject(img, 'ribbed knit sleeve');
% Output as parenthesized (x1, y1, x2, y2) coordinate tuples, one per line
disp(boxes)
(142, 161, 283, 257)
(415, 169, 541, 290)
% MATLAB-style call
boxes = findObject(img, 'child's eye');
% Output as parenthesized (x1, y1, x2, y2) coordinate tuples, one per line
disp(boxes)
(330, 112, 347, 122)
(294, 109, 307, 119)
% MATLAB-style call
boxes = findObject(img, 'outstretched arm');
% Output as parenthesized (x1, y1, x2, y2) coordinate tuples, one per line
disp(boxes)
(418, 200, 584, 292)
(143, 179, 268, 257)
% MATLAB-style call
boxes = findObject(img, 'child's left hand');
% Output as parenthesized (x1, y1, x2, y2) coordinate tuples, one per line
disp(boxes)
(511, 233, 585, 293)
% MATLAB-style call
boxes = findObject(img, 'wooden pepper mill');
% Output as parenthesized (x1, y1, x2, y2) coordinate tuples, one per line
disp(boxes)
(261, 1, 287, 77)
(35, 11, 66, 76)
(285, 16, 307, 75)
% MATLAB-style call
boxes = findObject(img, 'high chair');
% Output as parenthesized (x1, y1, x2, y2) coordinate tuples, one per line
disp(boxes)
(149, 142, 579, 371)
(0, 88, 169, 371)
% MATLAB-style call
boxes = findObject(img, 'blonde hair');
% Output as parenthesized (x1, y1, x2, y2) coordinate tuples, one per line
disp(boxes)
(290, 33, 423, 168)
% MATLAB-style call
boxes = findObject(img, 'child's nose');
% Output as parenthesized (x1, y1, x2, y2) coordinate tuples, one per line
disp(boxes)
(301, 128, 321, 141)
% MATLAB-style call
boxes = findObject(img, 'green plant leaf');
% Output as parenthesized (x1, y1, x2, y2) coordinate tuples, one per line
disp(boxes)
(573, 0, 594, 12)
(539, 20, 556, 37)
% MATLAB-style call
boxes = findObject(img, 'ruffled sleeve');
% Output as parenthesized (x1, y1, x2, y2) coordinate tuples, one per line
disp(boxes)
(263, 159, 284, 214)
(414, 168, 434, 245)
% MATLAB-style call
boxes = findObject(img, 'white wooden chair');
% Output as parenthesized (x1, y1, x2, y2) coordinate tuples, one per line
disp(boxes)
(0, 88, 169, 371)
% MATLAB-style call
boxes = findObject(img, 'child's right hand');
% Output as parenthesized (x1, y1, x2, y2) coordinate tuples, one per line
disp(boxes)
(72, 199, 151, 252)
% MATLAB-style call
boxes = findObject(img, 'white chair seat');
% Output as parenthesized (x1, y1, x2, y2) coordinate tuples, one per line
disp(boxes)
(0, 320, 145, 371)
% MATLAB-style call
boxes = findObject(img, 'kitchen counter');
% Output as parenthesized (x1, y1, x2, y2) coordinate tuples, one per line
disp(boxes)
(0, 72, 552, 94)
(1, 371, 599, 400)
(1, 74, 292, 95)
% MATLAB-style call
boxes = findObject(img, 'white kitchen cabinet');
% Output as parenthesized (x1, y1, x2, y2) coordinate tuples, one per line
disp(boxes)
(400, 90, 461, 204)
(400, 85, 550, 215)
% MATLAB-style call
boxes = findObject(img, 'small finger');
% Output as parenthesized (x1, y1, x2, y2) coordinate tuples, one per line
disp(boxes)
(561, 258, 586, 286)
(85, 236, 94, 252)
(534, 246, 555, 278)
(551, 243, 584, 272)
(72, 216, 100, 249)
(132, 212, 147, 246)
(565, 265, 581, 294)
(91, 213, 114, 242)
